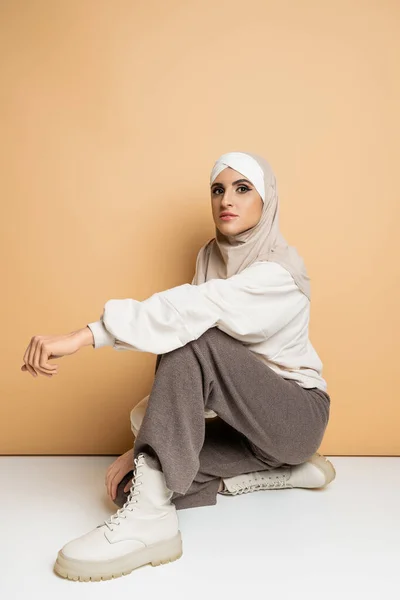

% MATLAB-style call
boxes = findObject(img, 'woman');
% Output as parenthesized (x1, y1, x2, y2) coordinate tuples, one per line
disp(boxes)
(22, 151, 334, 582)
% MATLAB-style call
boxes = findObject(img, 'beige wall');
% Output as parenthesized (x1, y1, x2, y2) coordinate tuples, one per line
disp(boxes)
(1, 0, 399, 454)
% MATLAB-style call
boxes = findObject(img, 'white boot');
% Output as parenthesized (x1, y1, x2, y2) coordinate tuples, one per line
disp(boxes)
(54, 453, 182, 582)
(219, 453, 336, 495)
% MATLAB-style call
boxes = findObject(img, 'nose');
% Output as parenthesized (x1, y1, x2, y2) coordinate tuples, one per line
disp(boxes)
(220, 189, 234, 207)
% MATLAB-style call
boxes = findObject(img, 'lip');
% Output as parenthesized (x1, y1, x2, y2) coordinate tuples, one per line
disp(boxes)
(219, 213, 238, 220)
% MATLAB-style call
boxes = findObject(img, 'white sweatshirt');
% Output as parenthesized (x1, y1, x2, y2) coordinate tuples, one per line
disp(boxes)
(87, 260, 328, 393)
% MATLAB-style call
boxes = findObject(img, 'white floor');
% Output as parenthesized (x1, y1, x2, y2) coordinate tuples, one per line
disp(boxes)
(1, 456, 398, 600)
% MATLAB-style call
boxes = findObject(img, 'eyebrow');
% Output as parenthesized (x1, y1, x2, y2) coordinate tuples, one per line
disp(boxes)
(211, 178, 253, 188)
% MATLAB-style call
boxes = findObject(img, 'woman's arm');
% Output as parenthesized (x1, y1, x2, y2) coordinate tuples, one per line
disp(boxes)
(79, 326, 96, 347)
(21, 327, 95, 378)
(21, 263, 306, 377)
(87, 261, 307, 355)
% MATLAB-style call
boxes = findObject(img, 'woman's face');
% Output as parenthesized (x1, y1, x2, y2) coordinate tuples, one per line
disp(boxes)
(211, 167, 263, 235)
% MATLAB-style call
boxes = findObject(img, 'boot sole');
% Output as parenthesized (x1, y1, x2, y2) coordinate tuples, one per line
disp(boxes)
(53, 531, 183, 582)
(308, 453, 336, 486)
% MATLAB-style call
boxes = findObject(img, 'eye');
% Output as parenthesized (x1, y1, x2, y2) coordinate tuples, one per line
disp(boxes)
(212, 185, 250, 195)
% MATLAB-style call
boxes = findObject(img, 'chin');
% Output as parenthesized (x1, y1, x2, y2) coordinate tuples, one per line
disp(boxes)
(217, 224, 241, 235)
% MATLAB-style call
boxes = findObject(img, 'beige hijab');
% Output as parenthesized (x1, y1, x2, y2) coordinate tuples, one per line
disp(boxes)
(192, 151, 311, 300)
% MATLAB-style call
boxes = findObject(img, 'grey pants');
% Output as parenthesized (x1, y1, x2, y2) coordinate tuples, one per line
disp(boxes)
(115, 327, 330, 510)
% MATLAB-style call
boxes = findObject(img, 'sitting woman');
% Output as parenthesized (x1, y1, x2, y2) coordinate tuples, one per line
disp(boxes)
(45, 150, 334, 581)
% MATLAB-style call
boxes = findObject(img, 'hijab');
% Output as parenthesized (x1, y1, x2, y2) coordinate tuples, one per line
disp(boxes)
(192, 151, 311, 301)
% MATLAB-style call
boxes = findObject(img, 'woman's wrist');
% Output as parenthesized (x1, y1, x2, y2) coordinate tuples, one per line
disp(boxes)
(73, 326, 95, 348)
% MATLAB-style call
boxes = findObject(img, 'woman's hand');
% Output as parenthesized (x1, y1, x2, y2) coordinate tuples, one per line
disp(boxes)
(105, 447, 135, 501)
(21, 327, 93, 378)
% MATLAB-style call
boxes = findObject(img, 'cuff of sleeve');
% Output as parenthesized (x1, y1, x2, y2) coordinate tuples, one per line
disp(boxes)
(87, 320, 116, 349)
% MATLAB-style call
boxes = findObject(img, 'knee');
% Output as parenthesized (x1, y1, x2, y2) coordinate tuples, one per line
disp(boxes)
(196, 327, 223, 343)
(161, 328, 223, 363)
(188, 327, 228, 351)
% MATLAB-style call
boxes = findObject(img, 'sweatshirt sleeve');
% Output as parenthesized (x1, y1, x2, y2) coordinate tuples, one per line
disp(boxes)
(87, 261, 308, 353)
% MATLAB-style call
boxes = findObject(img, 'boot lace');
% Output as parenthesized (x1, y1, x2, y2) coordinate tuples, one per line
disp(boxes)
(103, 453, 145, 531)
(230, 471, 290, 495)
